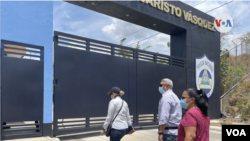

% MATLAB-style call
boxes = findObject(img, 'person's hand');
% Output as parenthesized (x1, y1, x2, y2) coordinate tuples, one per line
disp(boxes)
(128, 129, 135, 135)
(100, 130, 105, 136)
(158, 134, 163, 141)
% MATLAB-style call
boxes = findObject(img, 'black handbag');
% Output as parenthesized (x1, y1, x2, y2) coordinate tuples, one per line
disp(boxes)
(106, 101, 124, 137)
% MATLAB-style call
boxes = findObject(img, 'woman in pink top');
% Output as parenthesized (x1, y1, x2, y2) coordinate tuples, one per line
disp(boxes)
(177, 89, 210, 141)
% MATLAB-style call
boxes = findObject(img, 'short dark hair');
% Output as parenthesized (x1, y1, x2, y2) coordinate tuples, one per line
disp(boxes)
(185, 88, 209, 116)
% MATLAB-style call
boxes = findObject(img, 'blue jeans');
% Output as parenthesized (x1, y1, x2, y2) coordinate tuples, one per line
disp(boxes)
(163, 134, 177, 141)
(110, 128, 128, 141)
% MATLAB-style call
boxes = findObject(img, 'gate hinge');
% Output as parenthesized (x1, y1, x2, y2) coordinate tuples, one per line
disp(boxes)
(53, 36, 58, 43)
(53, 79, 58, 86)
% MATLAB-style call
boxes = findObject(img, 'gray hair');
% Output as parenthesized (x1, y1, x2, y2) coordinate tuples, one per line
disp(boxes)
(161, 78, 173, 89)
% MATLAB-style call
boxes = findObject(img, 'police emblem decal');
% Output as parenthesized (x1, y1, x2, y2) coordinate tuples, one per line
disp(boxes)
(195, 55, 214, 98)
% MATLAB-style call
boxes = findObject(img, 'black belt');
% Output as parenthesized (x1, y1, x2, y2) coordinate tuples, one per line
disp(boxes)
(164, 127, 178, 130)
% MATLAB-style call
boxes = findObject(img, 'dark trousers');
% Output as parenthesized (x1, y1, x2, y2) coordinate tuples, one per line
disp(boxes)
(110, 128, 128, 141)
(163, 134, 177, 141)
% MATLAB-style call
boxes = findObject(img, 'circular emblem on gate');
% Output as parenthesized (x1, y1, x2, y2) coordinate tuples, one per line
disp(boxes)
(195, 55, 214, 98)
(214, 14, 233, 33)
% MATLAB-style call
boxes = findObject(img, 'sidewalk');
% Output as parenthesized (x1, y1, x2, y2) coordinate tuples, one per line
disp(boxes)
(57, 128, 222, 141)
(58, 129, 158, 141)
(3, 127, 222, 141)
(3, 137, 59, 141)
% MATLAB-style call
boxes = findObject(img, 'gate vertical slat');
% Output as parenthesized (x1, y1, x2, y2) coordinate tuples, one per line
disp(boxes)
(53, 35, 58, 137)
(86, 40, 90, 51)
(153, 114, 157, 123)
(85, 117, 90, 128)
(111, 45, 114, 56)
(154, 54, 157, 63)
(0, 42, 3, 141)
(1, 42, 4, 56)
(135, 49, 138, 126)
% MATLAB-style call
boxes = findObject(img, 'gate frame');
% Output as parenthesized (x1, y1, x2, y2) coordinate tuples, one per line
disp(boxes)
(66, 0, 221, 120)
(53, 31, 186, 137)
(0, 39, 44, 140)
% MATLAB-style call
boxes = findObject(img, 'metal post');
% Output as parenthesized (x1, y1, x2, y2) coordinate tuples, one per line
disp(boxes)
(134, 114, 139, 126)
(86, 40, 90, 51)
(135, 49, 138, 126)
(154, 54, 157, 63)
(53, 114, 57, 137)
(35, 121, 39, 132)
(0, 85, 2, 138)
(153, 114, 157, 123)
(0, 41, 11, 138)
(170, 57, 172, 66)
(86, 117, 90, 128)
(111, 45, 114, 56)
(1, 42, 4, 56)
(236, 46, 238, 82)
(241, 42, 242, 55)
(134, 49, 138, 60)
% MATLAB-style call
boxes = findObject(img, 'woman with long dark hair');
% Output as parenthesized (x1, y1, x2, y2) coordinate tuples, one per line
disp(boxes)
(177, 88, 210, 141)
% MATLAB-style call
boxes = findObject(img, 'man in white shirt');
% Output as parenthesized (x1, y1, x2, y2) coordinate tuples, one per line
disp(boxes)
(158, 78, 182, 141)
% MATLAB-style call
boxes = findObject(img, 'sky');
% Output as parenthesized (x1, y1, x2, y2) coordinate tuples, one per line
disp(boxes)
(53, 0, 250, 56)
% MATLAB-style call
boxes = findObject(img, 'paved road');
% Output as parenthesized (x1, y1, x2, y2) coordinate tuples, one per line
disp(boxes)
(209, 131, 222, 141)
(58, 129, 221, 141)
(3, 129, 221, 141)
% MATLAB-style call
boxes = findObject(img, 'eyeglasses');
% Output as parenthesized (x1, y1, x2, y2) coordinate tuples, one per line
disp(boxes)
(159, 84, 167, 87)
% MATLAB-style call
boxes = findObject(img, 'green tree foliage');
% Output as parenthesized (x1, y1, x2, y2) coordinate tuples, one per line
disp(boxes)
(143, 45, 152, 51)
(135, 41, 140, 49)
(118, 38, 133, 59)
(119, 38, 152, 59)
(167, 41, 170, 48)
(220, 47, 230, 94)
(155, 52, 169, 65)
(119, 38, 170, 65)
(220, 44, 248, 95)
(236, 100, 250, 121)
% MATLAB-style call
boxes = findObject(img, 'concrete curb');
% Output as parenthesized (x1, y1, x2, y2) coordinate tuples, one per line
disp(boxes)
(209, 126, 222, 132)
(46, 137, 60, 141)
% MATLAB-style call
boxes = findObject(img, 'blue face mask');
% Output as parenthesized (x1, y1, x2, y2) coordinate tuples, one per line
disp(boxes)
(159, 87, 165, 94)
(111, 96, 113, 100)
(180, 99, 191, 109)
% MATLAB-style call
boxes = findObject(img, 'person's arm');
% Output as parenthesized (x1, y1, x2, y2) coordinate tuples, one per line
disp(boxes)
(158, 100, 171, 132)
(158, 99, 171, 141)
(158, 124, 166, 133)
(102, 101, 115, 130)
(126, 104, 132, 126)
(182, 112, 198, 141)
(184, 126, 196, 141)
(126, 104, 134, 135)
(101, 101, 115, 135)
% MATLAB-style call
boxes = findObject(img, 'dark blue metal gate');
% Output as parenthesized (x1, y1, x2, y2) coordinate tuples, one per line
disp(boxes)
(53, 31, 186, 137)
(0, 40, 44, 140)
